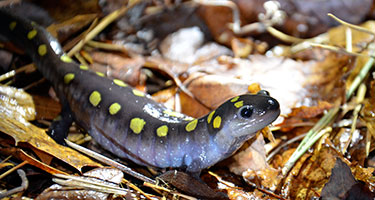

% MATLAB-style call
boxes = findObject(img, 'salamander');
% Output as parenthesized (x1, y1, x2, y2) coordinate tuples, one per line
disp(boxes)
(0, 8, 280, 173)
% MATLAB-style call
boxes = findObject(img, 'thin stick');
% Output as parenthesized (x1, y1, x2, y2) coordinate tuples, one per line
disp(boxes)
(65, 140, 156, 184)
(0, 161, 28, 180)
(328, 13, 375, 36)
(67, 0, 141, 57)
(267, 26, 304, 43)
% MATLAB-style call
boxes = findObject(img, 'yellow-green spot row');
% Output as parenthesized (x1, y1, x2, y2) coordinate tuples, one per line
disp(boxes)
(60, 55, 73, 63)
(27, 29, 37, 40)
(80, 65, 89, 70)
(234, 101, 243, 108)
(89, 91, 101, 107)
(109, 103, 121, 115)
(130, 118, 146, 134)
(207, 110, 215, 124)
(96, 72, 105, 77)
(38, 44, 47, 56)
(156, 125, 168, 137)
(9, 21, 17, 30)
(132, 89, 145, 97)
(113, 79, 127, 87)
(185, 119, 198, 132)
(230, 96, 239, 102)
(213, 116, 221, 129)
(64, 73, 75, 84)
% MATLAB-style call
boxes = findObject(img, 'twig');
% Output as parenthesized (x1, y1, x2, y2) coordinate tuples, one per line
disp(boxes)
(267, 26, 303, 43)
(0, 160, 28, 180)
(328, 13, 375, 36)
(343, 83, 366, 154)
(0, 169, 28, 198)
(309, 43, 373, 58)
(67, 0, 141, 57)
(53, 174, 130, 196)
(267, 133, 307, 161)
(65, 140, 156, 184)
(86, 40, 127, 52)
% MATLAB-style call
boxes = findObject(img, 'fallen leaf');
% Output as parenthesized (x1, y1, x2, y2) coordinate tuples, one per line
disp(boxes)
(0, 85, 100, 172)
(321, 158, 375, 200)
(37, 168, 126, 200)
(229, 134, 269, 175)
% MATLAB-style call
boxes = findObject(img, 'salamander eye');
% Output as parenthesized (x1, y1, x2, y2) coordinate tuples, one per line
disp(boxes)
(257, 90, 270, 96)
(239, 105, 253, 118)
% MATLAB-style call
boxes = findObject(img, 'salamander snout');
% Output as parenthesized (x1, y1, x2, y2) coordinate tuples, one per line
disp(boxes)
(267, 98, 279, 111)
(256, 90, 280, 111)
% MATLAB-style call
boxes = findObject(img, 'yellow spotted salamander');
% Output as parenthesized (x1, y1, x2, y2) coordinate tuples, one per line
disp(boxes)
(0, 9, 280, 173)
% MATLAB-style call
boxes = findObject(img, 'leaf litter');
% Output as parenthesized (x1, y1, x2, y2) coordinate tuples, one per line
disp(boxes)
(0, 0, 375, 199)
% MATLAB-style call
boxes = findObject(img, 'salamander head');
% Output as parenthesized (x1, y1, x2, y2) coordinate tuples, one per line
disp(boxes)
(212, 90, 280, 155)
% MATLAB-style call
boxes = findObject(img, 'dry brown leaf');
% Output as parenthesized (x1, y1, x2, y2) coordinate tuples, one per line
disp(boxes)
(47, 14, 97, 42)
(33, 95, 61, 120)
(37, 168, 125, 200)
(90, 51, 144, 86)
(229, 134, 269, 175)
(0, 85, 100, 173)
(279, 101, 333, 132)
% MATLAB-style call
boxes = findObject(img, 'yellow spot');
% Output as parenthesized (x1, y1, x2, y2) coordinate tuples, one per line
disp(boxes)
(27, 29, 37, 39)
(38, 44, 47, 56)
(185, 119, 198, 132)
(207, 110, 215, 124)
(213, 116, 221, 129)
(234, 101, 243, 108)
(96, 72, 105, 77)
(64, 73, 75, 84)
(130, 118, 146, 134)
(89, 91, 101, 107)
(156, 125, 168, 137)
(132, 89, 145, 97)
(60, 55, 73, 63)
(230, 96, 239, 102)
(113, 79, 127, 87)
(9, 21, 16, 30)
(80, 65, 89, 70)
(109, 103, 121, 115)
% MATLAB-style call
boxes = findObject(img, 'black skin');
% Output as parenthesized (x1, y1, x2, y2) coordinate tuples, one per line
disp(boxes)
(48, 102, 73, 145)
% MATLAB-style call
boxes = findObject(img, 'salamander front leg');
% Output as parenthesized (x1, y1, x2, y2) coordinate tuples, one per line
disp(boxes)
(48, 102, 73, 145)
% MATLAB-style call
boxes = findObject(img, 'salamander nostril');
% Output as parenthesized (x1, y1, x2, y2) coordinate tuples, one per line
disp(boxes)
(267, 98, 279, 110)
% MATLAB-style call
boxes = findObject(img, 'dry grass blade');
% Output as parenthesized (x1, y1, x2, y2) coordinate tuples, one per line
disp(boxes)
(281, 13, 375, 176)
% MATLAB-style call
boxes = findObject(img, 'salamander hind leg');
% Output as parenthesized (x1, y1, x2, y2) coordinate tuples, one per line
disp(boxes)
(47, 102, 73, 145)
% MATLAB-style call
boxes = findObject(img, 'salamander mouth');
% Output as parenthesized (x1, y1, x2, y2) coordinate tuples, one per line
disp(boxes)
(259, 107, 280, 128)
(240, 106, 280, 134)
